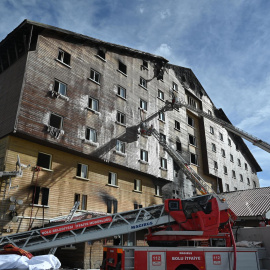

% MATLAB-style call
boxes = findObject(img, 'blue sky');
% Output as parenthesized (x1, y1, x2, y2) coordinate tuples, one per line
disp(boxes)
(1, 0, 269, 187)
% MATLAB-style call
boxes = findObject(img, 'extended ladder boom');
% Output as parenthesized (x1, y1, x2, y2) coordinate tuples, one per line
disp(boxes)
(174, 100, 270, 153)
(0, 204, 170, 252)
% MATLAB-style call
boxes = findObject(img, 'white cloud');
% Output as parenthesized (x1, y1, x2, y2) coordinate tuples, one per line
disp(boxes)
(160, 9, 171, 19)
(154, 43, 172, 58)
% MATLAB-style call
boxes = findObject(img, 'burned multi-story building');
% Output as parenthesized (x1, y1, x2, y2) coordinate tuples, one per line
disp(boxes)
(0, 20, 261, 268)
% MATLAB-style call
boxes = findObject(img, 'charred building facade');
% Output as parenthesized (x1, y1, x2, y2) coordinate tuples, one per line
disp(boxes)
(0, 20, 261, 268)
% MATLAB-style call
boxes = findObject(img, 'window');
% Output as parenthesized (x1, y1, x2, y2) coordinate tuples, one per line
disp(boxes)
(226, 184, 230, 192)
(142, 60, 148, 69)
(188, 96, 197, 108)
(54, 80, 67, 96)
(228, 138, 232, 146)
(116, 111, 126, 125)
(176, 141, 182, 152)
(219, 132, 223, 141)
(108, 172, 118, 186)
(189, 134, 196, 146)
(236, 144, 239, 151)
(88, 97, 99, 112)
(232, 170, 236, 178)
(49, 113, 63, 129)
(140, 149, 148, 162)
(224, 166, 228, 174)
(160, 158, 167, 169)
(190, 153, 198, 165)
(212, 143, 216, 152)
(37, 152, 52, 170)
(159, 111, 165, 122)
(158, 90, 164, 100)
(230, 154, 234, 162)
(116, 140, 125, 153)
(140, 99, 148, 111)
(57, 49, 70, 66)
(155, 185, 162, 196)
(175, 120, 180, 131)
(253, 181, 256, 188)
(208, 110, 212, 115)
(90, 68, 100, 83)
(134, 179, 142, 192)
(247, 178, 250, 185)
(160, 133, 166, 143)
(97, 49, 105, 60)
(118, 61, 127, 74)
(187, 116, 194, 127)
(237, 159, 241, 167)
(245, 163, 248, 170)
(140, 77, 147, 88)
(81, 195, 87, 210)
(214, 161, 218, 170)
(240, 174, 243, 182)
(76, 163, 88, 179)
(172, 82, 178, 91)
(234, 187, 237, 191)
(221, 149, 226, 157)
(107, 199, 118, 213)
(117, 85, 126, 99)
(85, 127, 97, 142)
(32, 186, 49, 206)
(210, 126, 214, 134)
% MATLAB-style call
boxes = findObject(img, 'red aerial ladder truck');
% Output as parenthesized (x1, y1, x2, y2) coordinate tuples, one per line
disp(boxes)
(100, 97, 269, 270)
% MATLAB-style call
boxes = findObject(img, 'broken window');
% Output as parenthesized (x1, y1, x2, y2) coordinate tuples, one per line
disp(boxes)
(118, 61, 127, 74)
(159, 111, 165, 122)
(160, 158, 167, 169)
(54, 80, 67, 96)
(117, 85, 126, 99)
(175, 120, 180, 131)
(187, 116, 194, 127)
(189, 134, 196, 146)
(190, 153, 198, 165)
(140, 149, 148, 162)
(49, 113, 63, 129)
(107, 199, 118, 213)
(88, 97, 99, 112)
(57, 49, 71, 66)
(176, 141, 182, 152)
(116, 140, 125, 153)
(90, 68, 100, 83)
(97, 49, 106, 60)
(32, 186, 49, 206)
(134, 179, 142, 192)
(76, 163, 88, 179)
(140, 99, 147, 111)
(108, 172, 117, 186)
(188, 96, 197, 108)
(116, 111, 126, 124)
(155, 185, 162, 196)
(158, 89, 164, 100)
(140, 77, 147, 89)
(172, 82, 178, 91)
(85, 127, 97, 142)
(36, 152, 52, 170)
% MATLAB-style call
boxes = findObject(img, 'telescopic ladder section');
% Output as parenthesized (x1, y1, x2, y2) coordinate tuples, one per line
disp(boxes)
(174, 100, 270, 153)
(150, 128, 217, 196)
(0, 204, 171, 253)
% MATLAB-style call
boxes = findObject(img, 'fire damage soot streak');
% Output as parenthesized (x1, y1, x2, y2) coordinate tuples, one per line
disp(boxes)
(40, 216, 112, 236)
(130, 221, 153, 230)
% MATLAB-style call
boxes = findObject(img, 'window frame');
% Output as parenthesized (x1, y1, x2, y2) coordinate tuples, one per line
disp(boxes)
(155, 185, 162, 196)
(212, 143, 216, 152)
(140, 149, 148, 163)
(160, 157, 167, 170)
(76, 163, 88, 179)
(159, 111, 165, 122)
(57, 49, 71, 66)
(54, 80, 67, 96)
(117, 85, 126, 99)
(232, 170, 236, 178)
(214, 161, 218, 170)
(90, 68, 101, 84)
(118, 61, 127, 75)
(140, 99, 148, 111)
(219, 132, 223, 141)
(190, 153, 198, 166)
(210, 126, 214, 135)
(158, 89, 165, 101)
(223, 165, 228, 175)
(175, 120, 180, 131)
(108, 172, 118, 186)
(139, 77, 147, 89)
(134, 179, 142, 192)
(116, 140, 125, 154)
(187, 116, 194, 127)
(88, 97, 99, 112)
(85, 127, 97, 143)
(221, 148, 226, 157)
(49, 113, 63, 130)
(116, 111, 126, 125)
(189, 134, 196, 146)
(172, 82, 178, 92)
(176, 141, 182, 152)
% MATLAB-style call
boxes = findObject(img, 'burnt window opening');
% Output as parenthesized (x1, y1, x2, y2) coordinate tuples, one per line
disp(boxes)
(190, 153, 198, 165)
(189, 134, 196, 146)
(134, 203, 143, 209)
(187, 116, 194, 127)
(32, 186, 49, 206)
(74, 194, 87, 210)
(57, 49, 71, 66)
(107, 199, 118, 213)
(176, 141, 182, 152)
(118, 61, 127, 74)
(49, 113, 63, 129)
(97, 49, 106, 60)
(37, 152, 52, 169)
